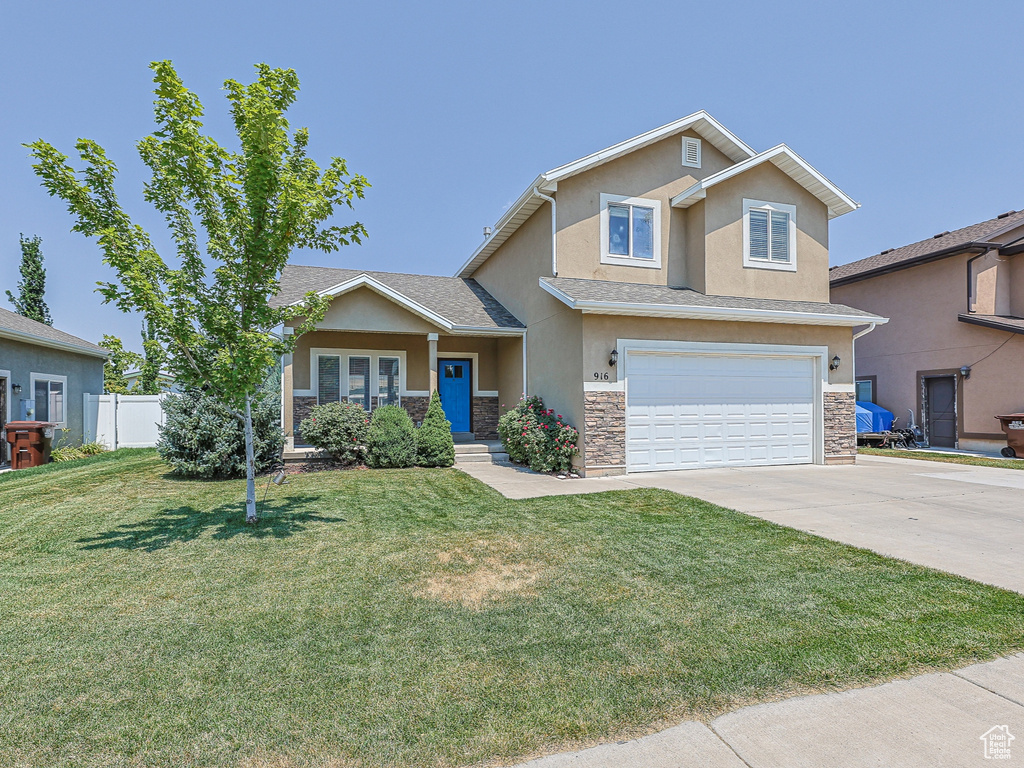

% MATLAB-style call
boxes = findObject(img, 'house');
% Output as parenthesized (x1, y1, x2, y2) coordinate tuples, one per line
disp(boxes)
(830, 210, 1024, 452)
(123, 368, 180, 393)
(276, 111, 885, 474)
(0, 307, 107, 463)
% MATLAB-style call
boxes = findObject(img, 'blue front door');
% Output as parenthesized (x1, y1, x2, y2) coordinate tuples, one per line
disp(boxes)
(438, 359, 471, 432)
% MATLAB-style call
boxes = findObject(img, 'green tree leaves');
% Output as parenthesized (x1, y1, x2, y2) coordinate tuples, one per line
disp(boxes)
(6, 234, 53, 325)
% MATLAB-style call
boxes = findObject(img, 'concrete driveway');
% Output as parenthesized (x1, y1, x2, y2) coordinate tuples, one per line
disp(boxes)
(460, 454, 1024, 593)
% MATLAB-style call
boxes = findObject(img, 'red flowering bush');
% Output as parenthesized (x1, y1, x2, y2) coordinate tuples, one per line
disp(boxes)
(299, 401, 370, 464)
(497, 395, 579, 473)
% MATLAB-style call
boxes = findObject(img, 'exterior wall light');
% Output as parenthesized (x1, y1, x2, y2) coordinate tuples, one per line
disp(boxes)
(609, 349, 619, 367)
(829, 354, 841, 371)
(960, 365, 971, 379)
(11, 383, 22, 394)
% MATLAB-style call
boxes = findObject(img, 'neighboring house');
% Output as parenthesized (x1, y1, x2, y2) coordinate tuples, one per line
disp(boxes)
(0, 307, 107, 463)
(831, 209, 1024, 453)
(276, 111, 885, 475)
(123, 369, 181, 393)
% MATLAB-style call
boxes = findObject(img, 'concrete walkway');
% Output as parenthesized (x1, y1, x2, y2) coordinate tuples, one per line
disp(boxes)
(459, 455, 1024, 593)
(513, 654, 1024, 767)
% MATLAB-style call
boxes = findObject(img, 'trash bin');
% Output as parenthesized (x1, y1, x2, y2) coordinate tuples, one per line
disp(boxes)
(4, 421, 56, 469)
(994, 414, 1024, 458)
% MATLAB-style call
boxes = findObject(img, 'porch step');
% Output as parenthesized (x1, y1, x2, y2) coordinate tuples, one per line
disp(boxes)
(451, 432, 475, 442)
(454, 440, 509, 464)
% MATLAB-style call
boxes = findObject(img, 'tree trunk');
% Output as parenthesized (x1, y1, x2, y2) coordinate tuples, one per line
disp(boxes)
(244, 394, 257, 524)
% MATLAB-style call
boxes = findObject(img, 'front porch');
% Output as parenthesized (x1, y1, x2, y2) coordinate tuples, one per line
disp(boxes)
(282, 328, 524, 449)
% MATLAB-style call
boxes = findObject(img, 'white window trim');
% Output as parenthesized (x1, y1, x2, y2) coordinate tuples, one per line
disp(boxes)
(681, 136, 702, 169)
(0, 369, 11, 427)
(308, 348, 414, 407)
(742, 198, 797, 272)
(29, 372, 69, 428)
(600, 193, 662, 269)
(617, 339, 827, 466)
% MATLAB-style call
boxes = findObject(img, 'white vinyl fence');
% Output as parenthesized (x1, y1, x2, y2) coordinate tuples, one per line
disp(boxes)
(83, 393, 168, 449)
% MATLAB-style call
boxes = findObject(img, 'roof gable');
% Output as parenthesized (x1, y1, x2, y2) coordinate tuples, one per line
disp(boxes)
(456, 111, 758, 278)
(670, 144, 858, 219)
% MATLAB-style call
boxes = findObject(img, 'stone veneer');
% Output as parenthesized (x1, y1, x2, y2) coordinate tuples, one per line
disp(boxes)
(824, 391, 856, 463)
(292, 396, 318, 444)
(472, 396, 499, 440)
(583, 390, 626, 473)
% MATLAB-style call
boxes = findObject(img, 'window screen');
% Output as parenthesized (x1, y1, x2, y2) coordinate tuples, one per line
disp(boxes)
(318, 356, 341, 403)
(34, 380, 64, 423)
(378, 357, 400, 407)
(348, 356, 370, 410)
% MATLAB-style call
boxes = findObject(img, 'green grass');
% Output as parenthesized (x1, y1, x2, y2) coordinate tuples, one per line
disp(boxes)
(3, 450, 1024, 768)
(859, 446, 1024, 470)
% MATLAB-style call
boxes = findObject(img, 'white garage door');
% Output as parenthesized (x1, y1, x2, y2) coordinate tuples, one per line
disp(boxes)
(626, 351, 816, 472)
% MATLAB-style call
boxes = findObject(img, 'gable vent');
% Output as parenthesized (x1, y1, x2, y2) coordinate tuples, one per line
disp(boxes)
(681, 137, 702, 169)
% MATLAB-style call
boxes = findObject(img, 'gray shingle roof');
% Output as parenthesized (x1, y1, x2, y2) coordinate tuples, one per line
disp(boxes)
(542, 277, 880, 320)
(0, 306, 107, 357)
(273, 265, 524, 330)
(958, 314, 1024, 335)
(830, 209, 1024, 285)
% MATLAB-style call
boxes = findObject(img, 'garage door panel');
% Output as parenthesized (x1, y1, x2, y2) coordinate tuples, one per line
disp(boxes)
(626, 351, 817, 472)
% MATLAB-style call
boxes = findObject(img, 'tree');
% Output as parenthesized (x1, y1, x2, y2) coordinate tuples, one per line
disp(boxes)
(416, 390, 455, 467)
(137, 318, 167, 394)
(28, 61, 368, 522)
(6, 234, 53, 325)
(101, 334, 143, 394)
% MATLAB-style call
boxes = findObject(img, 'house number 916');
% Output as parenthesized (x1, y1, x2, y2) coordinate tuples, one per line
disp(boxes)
(593, 372, 609, 380)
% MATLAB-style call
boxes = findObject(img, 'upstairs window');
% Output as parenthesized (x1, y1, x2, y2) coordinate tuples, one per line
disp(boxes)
(600, 193, 662, 269)
(682, 137, 702, 168)
(743, 199, 797, 271)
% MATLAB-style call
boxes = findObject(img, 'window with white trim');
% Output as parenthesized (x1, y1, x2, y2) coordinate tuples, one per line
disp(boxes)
(31, 374, 66, 426)
(316, 352, 401, 411)
(600, 193, 662, 268)
(682, 137, 701, 168)
(743, 199, 797, 271)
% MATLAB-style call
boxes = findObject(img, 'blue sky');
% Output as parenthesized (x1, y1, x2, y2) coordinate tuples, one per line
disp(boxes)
(2, 0, 1022, 350)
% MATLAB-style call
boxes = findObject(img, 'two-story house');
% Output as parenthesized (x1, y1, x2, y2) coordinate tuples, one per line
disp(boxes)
(831, 210, 1024, 453)
(275, 111, 884, 474)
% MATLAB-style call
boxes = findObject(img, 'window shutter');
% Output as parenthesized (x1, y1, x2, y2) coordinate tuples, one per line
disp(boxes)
(748, 209, 769, 260)
(770, 211, 790, 262)
(682, 137, 701, 168)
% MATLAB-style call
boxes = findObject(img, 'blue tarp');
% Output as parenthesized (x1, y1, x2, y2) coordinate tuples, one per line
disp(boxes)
(856, 401, 894, 433)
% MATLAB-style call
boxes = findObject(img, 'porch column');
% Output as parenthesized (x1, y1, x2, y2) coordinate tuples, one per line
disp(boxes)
(282, 327, 295, 450)
(428, 333, 439, 393)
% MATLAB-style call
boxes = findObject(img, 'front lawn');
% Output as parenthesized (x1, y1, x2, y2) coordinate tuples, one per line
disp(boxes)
(3, 450, 1024, 767)
(859, 446, 1024, 470)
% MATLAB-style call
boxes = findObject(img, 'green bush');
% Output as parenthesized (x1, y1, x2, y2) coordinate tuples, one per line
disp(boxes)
(51, 440, 107, 463)
(365, 405, 417, 469)
(416, 391, 455, 467)
(498, 395, 579, 473)
(299, 401, 370, 464)
(157, 378, 284, 478)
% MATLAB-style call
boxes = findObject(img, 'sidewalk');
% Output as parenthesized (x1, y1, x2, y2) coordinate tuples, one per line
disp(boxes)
(513, 654, 1024, 767)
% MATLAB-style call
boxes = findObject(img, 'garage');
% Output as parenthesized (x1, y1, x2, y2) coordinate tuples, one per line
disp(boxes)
(625, 348, 818, 472)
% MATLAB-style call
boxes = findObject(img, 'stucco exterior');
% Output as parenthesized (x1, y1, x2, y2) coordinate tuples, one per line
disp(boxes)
(0, 337, 105, 457)
(832, 250, 1024, 450)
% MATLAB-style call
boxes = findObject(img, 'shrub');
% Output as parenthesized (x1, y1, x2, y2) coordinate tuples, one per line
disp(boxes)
(157, 378, 284, 478)
(365, 405, 417, 469)
(498, 395, 579, 473)
(51, 440, 107, 463)
(416, 391, 455, 468)
(299, 401, 370, 464)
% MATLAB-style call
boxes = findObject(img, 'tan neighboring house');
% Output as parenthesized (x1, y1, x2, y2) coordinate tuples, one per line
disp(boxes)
(831, 209, 1024, 453)
(276, 111, 885, 474)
